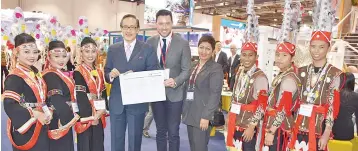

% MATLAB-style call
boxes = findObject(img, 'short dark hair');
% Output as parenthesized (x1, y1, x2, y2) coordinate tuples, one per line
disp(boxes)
(156, 9, 173, 22)
(198, 35, 216, 51)
(120, 14, 140, 29)
(14, 33, 36, 48)
(215, 41, 221, 44)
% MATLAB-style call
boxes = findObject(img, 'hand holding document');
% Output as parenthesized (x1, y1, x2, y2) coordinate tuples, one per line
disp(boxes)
(120, 70, 167, 105)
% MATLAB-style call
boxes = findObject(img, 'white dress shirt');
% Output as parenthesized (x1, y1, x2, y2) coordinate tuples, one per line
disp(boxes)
(215, 50, 222, 62)
(124, 39, 136, 60)
(157, 32, 173, 62)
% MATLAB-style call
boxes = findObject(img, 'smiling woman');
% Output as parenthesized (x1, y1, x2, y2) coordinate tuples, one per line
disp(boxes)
(182, 35, 224, 151)
(3, 33, 51, 151)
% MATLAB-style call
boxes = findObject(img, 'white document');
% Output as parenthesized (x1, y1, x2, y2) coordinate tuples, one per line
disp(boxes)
(298, 104, 313, 117)
(164, 69, 170, 80)
(120, 70, 166, 105)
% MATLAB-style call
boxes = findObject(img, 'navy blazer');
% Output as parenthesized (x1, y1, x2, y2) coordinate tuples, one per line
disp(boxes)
(104, 40, 159, 115)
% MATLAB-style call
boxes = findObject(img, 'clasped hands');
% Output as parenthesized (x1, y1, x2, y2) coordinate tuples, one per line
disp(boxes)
(92, 109, 106, 125)
(33, 110, 53, 125)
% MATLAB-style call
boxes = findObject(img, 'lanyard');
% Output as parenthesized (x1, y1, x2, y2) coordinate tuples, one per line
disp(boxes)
(56, 69, 77, 101)
(188, 64, 201, 89)
(159, 34, 173, 68)
(17, 65, 45, 103)
(82, 64, 102, 99)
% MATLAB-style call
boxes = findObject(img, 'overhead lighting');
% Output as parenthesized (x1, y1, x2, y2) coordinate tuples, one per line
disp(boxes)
(274, 19, 278, 21)
(257, 15, 260, 18)
(257, 6, 261, 9)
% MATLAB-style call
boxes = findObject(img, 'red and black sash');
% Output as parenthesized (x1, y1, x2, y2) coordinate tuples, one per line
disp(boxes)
(6, 65, 47, 150)
(74, 64, 106, 134)
(42, 68, 80, 139)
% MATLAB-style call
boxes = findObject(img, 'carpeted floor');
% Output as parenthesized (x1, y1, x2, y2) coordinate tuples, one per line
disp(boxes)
(1, 106, 226, 151)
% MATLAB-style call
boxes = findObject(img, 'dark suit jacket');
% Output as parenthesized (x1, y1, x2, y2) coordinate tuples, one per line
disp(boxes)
(146, 33, 192, 102)
(215, 51, 228, 74)
(104, 40, 158, 115)
(182, 60, 224, 128)
(228, 54, 240, 89)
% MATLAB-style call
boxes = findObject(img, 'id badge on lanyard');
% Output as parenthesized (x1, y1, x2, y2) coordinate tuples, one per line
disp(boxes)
(186, 87, 194, 101)
(42, 104, 51, 117)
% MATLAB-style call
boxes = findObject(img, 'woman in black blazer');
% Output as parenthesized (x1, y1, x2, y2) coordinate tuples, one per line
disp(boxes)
(182, 35, 224, 151)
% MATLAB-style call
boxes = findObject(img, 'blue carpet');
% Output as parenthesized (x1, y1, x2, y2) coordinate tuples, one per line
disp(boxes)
(1, 105, 226, 151)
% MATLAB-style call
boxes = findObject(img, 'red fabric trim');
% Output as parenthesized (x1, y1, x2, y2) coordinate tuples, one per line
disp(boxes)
(226, 102, 259, 147)
(74, 122, 92, 134)
(333, 90, 340, 119)
(7, 119, 43, 150)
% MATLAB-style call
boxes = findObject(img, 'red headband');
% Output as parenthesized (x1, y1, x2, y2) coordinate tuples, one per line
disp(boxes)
(276, 42, 296, 56)
(241, 42, 258, 53)
(311, 31, 331, 43)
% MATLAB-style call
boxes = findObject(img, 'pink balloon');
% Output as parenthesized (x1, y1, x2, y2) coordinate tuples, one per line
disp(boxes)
(50, 18, 57, 24)
(104, 30, 108, 35)
(71, 30, 76, 36)
(79, 19, 84, 26)
(36, 34, 40, 39)
(15, 13, 23, 19)
(36, 24, 40, 29)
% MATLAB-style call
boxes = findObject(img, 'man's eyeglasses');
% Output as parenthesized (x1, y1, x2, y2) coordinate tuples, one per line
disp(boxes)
(122, 26, 138, 31)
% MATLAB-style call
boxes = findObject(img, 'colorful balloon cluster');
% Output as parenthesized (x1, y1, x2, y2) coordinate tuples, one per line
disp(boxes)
(1, 7, 109, 48)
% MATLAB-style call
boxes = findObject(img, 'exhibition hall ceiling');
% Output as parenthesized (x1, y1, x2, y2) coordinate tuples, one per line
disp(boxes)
(194, 0, 334, 27)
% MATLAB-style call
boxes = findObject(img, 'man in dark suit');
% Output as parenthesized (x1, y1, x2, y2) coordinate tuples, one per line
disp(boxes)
(213, 41, 228, 74)
(104, 14, 158, 151)
(146, 10, 191, 151)
(228, 44, 240, 90)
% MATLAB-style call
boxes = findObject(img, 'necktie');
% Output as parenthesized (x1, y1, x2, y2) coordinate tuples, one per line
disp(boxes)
(160, 38, 167, 68)
(125, 44, 131, 61)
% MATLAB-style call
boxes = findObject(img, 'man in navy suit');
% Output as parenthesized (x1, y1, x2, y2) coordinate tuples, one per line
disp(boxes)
(104, 14, 158, 151)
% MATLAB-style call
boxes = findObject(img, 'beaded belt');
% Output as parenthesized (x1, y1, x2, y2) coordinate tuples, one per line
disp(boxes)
(20, 102, 40, 108)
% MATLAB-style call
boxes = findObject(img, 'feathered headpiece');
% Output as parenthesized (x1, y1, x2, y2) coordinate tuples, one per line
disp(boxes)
(241, 0, 259, 53)
(276, 0, 301, 56)
(311, 0, 335, 43)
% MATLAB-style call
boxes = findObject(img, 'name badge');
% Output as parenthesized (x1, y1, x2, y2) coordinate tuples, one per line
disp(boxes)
(298, 104, 313, 117)
(94, 100, 106, 110)
(42, 105, 51, 117)
(164, 69, 170, 80)
(186, 92, 194, 101)
(230, 103, 241, 115)
(71, 102, 79, 113)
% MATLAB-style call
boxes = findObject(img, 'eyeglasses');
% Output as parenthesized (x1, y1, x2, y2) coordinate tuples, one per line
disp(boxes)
(122, 26, 138, 31)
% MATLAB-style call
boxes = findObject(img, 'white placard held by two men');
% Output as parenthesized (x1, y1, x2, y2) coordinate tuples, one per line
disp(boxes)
(120, 70, 169, 105)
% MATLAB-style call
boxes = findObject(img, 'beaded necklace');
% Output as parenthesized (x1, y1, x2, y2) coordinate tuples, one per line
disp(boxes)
(303, 63, 329, 103)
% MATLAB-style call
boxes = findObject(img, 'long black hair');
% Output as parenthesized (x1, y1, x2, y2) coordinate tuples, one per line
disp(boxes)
(340, 72, 356, 103)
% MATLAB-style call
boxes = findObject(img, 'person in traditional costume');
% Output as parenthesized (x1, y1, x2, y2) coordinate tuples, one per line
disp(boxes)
(42, 40, 80, 151)
(3, 33, 52, 151)
(226, 0, 269, 150)
(260, 1, 301, 150)
(287, 0, 342, 150)
(74, 37, 108, 151)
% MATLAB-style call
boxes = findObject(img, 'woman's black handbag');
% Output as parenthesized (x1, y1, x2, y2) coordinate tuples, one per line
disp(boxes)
(210, 110, 225, 126)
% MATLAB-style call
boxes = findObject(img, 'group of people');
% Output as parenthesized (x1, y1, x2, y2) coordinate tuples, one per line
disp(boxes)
(2, 2, 358, 151)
